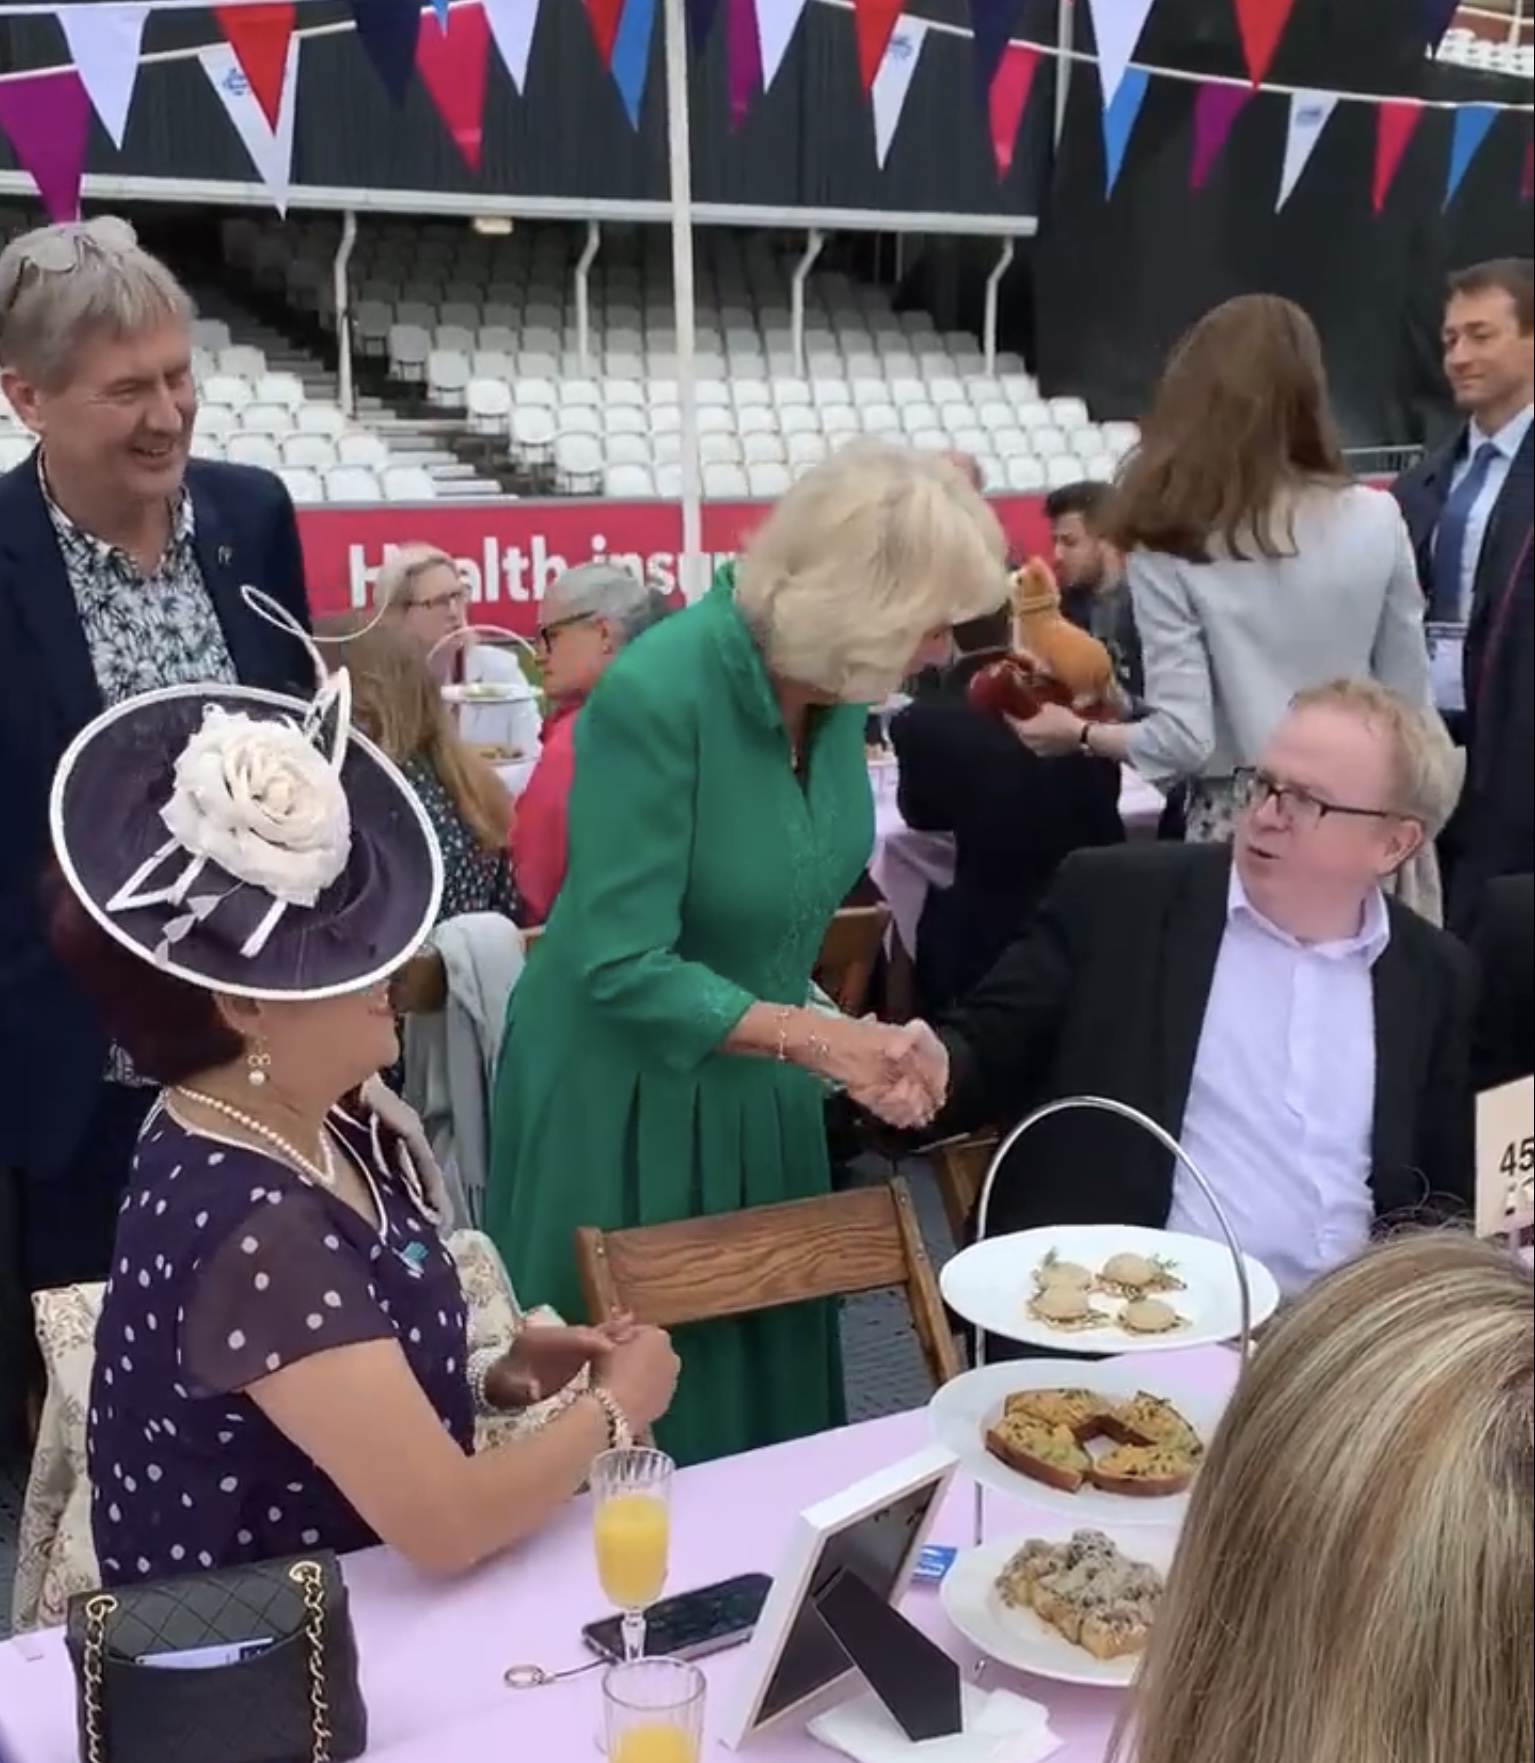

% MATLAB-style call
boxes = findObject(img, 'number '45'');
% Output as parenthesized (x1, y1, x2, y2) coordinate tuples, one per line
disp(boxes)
(1499, 1136, 1535, 1179)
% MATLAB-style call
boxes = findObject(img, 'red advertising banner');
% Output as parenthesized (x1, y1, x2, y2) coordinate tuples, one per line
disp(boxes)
(296, 494, 1055, 631)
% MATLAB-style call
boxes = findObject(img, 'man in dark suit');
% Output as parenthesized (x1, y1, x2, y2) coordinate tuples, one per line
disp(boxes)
(885, 681, 1474, 1326)
(1470, 873, 1534, 1093)
(1391, 259, 1533, 933)
(889, 603, 1124, 1013)
(0, 218, 313, 1357)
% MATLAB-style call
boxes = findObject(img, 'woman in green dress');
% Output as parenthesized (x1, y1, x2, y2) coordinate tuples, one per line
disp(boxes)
(483, 441, 1008, 1465)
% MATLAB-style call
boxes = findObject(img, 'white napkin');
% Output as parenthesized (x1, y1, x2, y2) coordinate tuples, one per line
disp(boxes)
(807, 1684, 1061, 1763)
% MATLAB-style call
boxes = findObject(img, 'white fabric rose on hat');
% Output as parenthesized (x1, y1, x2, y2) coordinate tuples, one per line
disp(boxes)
(160, 707, 352, 906)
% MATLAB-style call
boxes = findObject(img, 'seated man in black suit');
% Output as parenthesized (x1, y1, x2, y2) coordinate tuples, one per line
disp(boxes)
(0, 218, 314, 1324)
(889, 601, 1123, 1013)
(1470, 873, 1534, 1092)
(883, 679, 1474, 1315)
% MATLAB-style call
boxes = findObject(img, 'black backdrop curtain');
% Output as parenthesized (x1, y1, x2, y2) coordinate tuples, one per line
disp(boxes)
(1031, 0, 1532, 445)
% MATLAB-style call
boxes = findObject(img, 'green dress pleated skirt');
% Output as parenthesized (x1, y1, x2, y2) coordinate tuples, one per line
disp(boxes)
(483, 568, 875, 1466)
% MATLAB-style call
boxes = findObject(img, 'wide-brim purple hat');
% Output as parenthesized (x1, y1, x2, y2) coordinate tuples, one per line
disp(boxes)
(49, 669, 443, 1002)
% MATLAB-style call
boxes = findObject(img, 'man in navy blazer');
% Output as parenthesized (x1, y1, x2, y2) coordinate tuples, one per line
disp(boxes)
(0, 218, 314, 1348)
(1391, 258, 1533, 934)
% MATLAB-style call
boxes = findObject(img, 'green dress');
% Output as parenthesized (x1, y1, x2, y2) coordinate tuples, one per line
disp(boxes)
(484, 566, 873, 1466)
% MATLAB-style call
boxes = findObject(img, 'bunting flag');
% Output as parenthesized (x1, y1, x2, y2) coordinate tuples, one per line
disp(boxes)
(199, 38, 300, 214)
(1083, 0, 1158, 107)
(1231, 0, 1296, 89)
(1372, 99, 1423, 212)
(687, 0, 726, 53)
(611, 0, 658, 125)
(214, 4, 297, 133)
(0, 67, 91, 223)
(57, 3, 149, 151)
(1445, 104, 1498, 207)
(1101, 64, 1150, 193)
(417, 2, 493, 171)
(1190, 81, 1251, 188)
(1275, 87, 1337, 209)
(988, 43, 1040, 178)
(967, 0, 1024, 104)
(851, 0, 905, 92)
(870, 18, 927, 168)
(483, 0, 543, 93)
(755, 0, 811, 92)
(583, 0, 626, 64)
(431, 0, 451, 22)
(347, 0, 420, 105)
(1419, 0, 1460, 51)
(727, 0, 763, 126)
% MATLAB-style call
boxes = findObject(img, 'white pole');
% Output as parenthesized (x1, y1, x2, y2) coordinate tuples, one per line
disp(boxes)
(662, 0, 705, 599)
(1053, 0, 1073, 144)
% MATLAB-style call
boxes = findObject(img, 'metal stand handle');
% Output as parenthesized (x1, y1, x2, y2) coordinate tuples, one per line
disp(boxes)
(969, 1093, 1255, 1546)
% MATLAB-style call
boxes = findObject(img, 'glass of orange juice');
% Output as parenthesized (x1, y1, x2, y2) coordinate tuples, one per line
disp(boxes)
(591, 1446, 674, 1662)
(603, 1657, 705, 1763)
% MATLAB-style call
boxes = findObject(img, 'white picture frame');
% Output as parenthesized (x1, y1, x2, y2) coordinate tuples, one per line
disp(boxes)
(719, 1444, 958, 1749)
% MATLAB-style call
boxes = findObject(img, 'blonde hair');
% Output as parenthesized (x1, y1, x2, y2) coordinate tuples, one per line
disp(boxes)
(0, 217, 193, 391)
(373, 544, 459, 612)
(733, 439, 1007, 701)
(1291, 677, 1464, 834)
(1118, 1233, 1533, 1763)
(315, 617, 511, 853)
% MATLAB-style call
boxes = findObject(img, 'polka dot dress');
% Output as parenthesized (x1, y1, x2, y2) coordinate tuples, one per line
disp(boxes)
(88, 1102, 473, 1589)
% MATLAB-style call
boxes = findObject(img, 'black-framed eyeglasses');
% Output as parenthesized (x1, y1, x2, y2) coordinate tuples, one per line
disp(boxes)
(1233, 768, 1400, 827)
(536, 611, 596, 649)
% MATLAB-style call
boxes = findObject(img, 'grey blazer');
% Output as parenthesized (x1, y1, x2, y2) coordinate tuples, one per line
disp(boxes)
(1122, 484, 1433, 790)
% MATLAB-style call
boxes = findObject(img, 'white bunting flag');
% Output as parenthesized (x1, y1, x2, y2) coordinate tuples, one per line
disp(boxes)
(754, 0, 812, 93)
(483, 0, 543, 94)
(198, 38, 300, 217)
(58, 3, 150, 149)
(871, 18, 927, 169)
(1276, 89, 1340, 211)
(1082, 0, 1159, 108)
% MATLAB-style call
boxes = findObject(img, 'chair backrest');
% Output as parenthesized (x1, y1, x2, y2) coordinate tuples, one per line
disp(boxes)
(575, 1179, 962, 1390)
(814, 904, 889, 1014)
(927, 1131, 999, 1245)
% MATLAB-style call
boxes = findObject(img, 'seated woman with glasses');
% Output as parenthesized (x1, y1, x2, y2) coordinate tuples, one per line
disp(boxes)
(512, 562, 675, 925)
(47, 627, 679, 1587)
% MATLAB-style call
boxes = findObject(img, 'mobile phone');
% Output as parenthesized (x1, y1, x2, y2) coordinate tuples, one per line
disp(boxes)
(580, 1572, 772, 1664)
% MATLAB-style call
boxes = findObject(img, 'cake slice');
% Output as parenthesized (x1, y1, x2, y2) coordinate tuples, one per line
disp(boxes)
(984, 1414, 1092, 1493)
(1088, 1442, 1196, 1498)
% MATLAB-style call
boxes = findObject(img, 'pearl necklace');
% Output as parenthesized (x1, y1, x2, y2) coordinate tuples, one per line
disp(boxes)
(172, 1087, 337, 1190)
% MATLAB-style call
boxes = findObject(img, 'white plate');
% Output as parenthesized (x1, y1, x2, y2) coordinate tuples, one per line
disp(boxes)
(928, 1357, 1229, 1525)
(940, 1519, 1177, 1688)
(940, 1224, 1279, 1353)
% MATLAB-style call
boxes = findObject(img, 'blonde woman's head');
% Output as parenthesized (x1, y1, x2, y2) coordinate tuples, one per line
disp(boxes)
(732, 440, 1008, 702)
(373, 545, 469, 673)
(1120, 1233, 1533, 1763)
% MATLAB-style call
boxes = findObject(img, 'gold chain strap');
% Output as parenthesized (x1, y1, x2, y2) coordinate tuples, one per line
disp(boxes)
(76, 1566, 333, 1763)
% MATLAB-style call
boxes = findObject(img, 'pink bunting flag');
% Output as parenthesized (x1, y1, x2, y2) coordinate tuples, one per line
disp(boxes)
(726, 0, 763, 127)
(1522, 137, 1533, 202)
(1190, 82, 1252, 190)
(1372, 99, 1423, 213)
(0, 67, 92, 223)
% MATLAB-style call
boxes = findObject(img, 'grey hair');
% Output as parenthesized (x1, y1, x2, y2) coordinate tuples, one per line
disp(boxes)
(1290, 677, 1465, 836)
(0, 216, 194, 390)
(546, 561, 672, 646)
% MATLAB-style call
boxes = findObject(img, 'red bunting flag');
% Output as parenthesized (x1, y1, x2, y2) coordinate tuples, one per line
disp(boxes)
(213, 3, 296, 131)
(417, 2, 492, 172)
(0, 66, 91, 222)
(1372, 99, 1423, 213)
(583, 0, 626, 63)
(988, 44, 1040, 177)
(1231, 0, 1295, 88)
(851, 0, 904, 91)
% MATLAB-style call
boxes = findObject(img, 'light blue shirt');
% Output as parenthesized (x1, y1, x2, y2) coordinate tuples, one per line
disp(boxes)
(1438, 403, 1534, 619)
(1169, 868, 1389, 1296)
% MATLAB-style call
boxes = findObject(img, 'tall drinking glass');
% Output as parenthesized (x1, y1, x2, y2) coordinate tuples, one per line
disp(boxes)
(591, 1447, 674, 1662)
(603, 1658, 706, 1763)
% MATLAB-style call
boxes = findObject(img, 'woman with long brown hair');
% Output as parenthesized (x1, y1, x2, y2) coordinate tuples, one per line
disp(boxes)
(1009, 295, 1434, 844)
(318, 617, 517, 921)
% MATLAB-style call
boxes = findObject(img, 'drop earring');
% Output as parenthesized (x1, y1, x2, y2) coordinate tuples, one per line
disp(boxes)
(246, 1043, 271, 1089)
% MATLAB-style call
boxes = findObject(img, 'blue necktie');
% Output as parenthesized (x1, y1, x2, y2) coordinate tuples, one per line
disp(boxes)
(1429, 440, 1499, 624)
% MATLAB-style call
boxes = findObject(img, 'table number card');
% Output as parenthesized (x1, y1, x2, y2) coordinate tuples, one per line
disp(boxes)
(1475, 1076, 1535, 1240)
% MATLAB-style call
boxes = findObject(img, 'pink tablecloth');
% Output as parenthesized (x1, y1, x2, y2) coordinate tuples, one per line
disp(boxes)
(0, 1347, 1238, 1762)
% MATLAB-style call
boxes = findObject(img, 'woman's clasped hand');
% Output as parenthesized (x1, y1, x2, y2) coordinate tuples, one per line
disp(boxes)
(810, 1015, 951, 1131)
(486, 1317, 679, 1418)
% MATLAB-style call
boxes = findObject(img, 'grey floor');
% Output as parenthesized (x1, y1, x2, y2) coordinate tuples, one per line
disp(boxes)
(0, 1155, 954, 1640)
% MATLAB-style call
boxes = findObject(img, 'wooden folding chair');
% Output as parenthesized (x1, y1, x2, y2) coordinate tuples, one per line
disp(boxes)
(926, 1131, 1000, 1245)
(575, 1178, 962, 1391)
(813, 904, 890, 1015)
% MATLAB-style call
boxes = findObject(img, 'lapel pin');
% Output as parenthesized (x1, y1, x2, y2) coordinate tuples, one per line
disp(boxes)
(217, 545, 233, 565)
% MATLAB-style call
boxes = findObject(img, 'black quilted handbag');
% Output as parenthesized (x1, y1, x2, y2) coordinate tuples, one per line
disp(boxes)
(64, 1552, 367, 1763)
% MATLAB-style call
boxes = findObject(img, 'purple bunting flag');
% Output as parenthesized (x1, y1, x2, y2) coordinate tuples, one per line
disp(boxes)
(727, 0, 763, 127)
(0, 67, 92, 223)
(967, 0, 1023, 103)
(348, 0, 421, 104)
(1190, 82, 1252, 190)
(687, 0, 726, 52)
